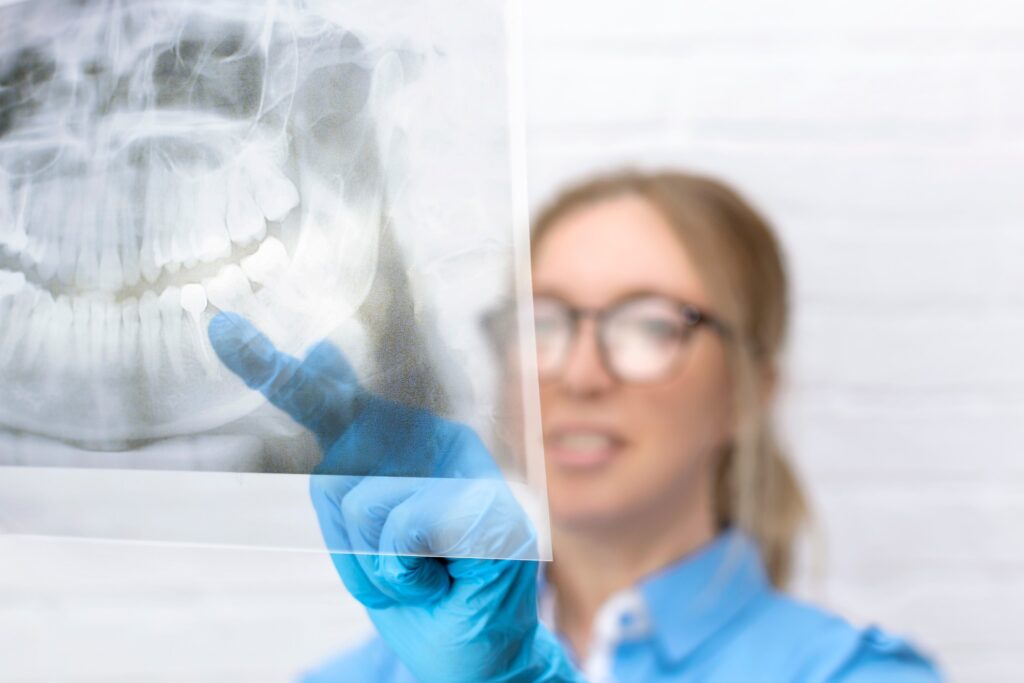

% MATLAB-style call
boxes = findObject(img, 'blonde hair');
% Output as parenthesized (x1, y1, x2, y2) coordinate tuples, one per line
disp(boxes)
(532, 169, 809, 588)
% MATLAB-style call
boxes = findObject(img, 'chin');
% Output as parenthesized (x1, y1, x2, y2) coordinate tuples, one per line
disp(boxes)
(547, 481, 637, 533)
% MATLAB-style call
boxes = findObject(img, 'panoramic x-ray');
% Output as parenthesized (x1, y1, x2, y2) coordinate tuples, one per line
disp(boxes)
(0, 0, 549, 560)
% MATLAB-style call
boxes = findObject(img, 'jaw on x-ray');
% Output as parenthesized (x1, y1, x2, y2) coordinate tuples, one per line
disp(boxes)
(0, 0, 549, 560)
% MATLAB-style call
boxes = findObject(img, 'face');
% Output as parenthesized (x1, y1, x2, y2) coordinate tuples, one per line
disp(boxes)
(532, 194, 734, 533)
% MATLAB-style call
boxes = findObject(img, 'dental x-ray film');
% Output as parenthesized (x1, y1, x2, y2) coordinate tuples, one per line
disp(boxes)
(0, 0, 550, 561)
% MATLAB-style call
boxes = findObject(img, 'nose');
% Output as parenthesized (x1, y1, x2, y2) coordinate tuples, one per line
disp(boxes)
(558, 318, 616, 397)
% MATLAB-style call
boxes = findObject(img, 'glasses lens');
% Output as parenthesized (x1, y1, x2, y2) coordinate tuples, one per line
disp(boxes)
(603, 297, 689, 381)
(533, 297, 571, 378)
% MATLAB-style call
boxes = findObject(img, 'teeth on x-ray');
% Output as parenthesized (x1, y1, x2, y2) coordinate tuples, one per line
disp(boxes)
(225, 168, 268, 248)
(120, 298, 140, 375)
(240, 237, 288, 285)
(203, 264, 255, 317)
(158, 286, 187, 379)
(181, 283, 208, 320)
(0, 0, 405, 442)
(138, 291, 162, 380)
(71, 296, 92, 376)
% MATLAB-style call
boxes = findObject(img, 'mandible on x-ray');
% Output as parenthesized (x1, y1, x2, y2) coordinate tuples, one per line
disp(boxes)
(0, 0, 440, 447)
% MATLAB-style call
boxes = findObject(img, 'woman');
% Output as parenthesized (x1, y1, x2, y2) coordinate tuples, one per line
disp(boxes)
(209, 170, 944, 682)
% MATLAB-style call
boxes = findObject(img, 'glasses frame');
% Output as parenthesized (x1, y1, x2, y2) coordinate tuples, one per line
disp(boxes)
(531, 293, 734, 384)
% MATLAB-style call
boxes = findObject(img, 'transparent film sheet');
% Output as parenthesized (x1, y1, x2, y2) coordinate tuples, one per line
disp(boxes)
(0, 0, 550, 560)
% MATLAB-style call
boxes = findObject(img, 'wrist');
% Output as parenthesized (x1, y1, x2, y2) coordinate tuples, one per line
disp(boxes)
(505, 624, 586, 683)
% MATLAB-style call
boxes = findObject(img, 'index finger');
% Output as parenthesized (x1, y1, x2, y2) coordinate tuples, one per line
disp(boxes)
(208, 312, 360, 447)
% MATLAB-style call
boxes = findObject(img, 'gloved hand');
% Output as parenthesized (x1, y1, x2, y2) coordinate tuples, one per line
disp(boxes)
(208, 312, 583, 683)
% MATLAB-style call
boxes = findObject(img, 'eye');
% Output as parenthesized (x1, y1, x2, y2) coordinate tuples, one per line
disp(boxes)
(534, 315, 570, 350)
(636, 317, 683, 341)
(608, 298, 686, 342)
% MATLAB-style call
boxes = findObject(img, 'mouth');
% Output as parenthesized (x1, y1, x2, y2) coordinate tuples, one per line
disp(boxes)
(545, 426, 627, 470)
(1, 135, 308, 374)
(0, 0, 402, 445)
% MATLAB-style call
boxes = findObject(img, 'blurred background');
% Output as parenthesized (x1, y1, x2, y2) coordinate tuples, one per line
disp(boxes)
(3, 1, 1023, 681)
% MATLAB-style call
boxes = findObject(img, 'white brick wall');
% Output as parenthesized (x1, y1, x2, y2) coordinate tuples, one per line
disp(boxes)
(521, 1, 1024, 682)
(3, 1, 1023, 681)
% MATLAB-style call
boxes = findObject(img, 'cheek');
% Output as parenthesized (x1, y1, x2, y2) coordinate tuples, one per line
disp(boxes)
(647, 357, 734, 459)
(541, 347, 735, 524)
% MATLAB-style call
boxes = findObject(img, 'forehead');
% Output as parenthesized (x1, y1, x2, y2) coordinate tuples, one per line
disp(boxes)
(532, 193, 709, 307)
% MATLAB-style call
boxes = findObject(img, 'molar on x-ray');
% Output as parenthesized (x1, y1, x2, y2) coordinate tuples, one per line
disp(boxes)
(0, 0, 546, 557)
(0, 0, 442, 453)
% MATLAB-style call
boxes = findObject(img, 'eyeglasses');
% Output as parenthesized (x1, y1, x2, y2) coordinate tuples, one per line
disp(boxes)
(530, 294, 732, 383)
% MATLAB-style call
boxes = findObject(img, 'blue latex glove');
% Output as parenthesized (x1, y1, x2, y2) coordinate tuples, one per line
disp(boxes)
(208, 313, 583, 683)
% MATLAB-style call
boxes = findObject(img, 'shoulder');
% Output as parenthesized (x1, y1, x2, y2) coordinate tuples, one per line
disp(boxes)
(729, 591, 944, 682)
(297, 635, 415, 683)
(825, 625, 946, 682)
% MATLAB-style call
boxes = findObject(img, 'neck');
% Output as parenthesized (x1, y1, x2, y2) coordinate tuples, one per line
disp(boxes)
(547, 491, 717, 660)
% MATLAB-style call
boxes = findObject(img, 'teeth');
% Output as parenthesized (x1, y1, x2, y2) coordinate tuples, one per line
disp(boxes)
(175, 183, 202, 269)
(195, 182, 231, 264)
(121, 297, 139, 373)
(169, 187, 194, 266)
(117, 199, 141, 288)
(25, 182, 60, 271)
(225, 172, 266, 247)
(70, 181, 101, 290)
(57, 235, 78, 285)
(88, 298, 107, 375)
(98, 244, 124, 292)
(0, 182, 28, 252)
(161, 184, 189, 271)
(180, 283, 220, 375)
(103, 298, 122, 369)
(158, 286, 187, 378)
(287, 226, 331, 299)
(75, 242, 100, 290)
(0, 150, 305, 394)
(44, 296, 73, 380)
(0, 268, 26, 296)
(180, 283, 208, 318)
(553, 433, 615, 452)
(156, 227, 176, 272)
(98, 179, 132, 291)
(71, 297, 92, 376)
(17, 236, 41, 274)
(196, 225, 232, 264)
(17, 231, 59, 282)
(240, 236, 288, 285)
(36, 240, 60, 282)
(138, 291, 161, 378)
(148, 165, 176, 273)
(50, 180, 89, 286)
(0, 283, 36, 368)
(204, 264, 253, 313)
(247, 161, 299, 223)
(203, 264, 284, 342)
(139, 238, 161, 284)
(20, 290, 53, 371)
(141, 163, 168, 282)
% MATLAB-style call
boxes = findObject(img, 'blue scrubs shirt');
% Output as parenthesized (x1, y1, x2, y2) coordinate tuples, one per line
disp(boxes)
(301, 529, 944, 682)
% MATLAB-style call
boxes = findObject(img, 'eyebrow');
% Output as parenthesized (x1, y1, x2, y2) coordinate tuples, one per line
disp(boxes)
(532, 287, 711, 310)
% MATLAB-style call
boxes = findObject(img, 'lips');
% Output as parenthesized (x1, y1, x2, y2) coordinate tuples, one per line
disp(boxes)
(545, 425, 626, 469)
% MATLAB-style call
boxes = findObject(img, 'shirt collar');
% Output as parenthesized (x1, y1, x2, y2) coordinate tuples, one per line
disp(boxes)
(640, 527, 770, 665)
(539, 527, 770, 667)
